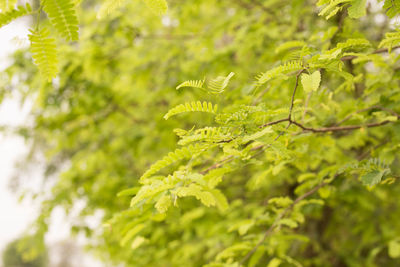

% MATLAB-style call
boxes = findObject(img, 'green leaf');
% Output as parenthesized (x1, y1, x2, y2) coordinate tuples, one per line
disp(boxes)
(301, 71, 321, 93)
(209, 189, 229, 212)
(0, 0, 17, 12)
(207, 72, 235, 94)
(248, 246, 265, 267)
(0, 3, 32, 28)
(42, 0, 79, 41)
(278, 218, 299, 228)
(163, 101, 218, 120)
(155, 194, 172, 213)
(131, 236, 147, 250)
(228, 219, 254, 235)
(383, 0, 400, 18)
(361, 170, 384, 186)
(120, 224, 145, 246)
(117, 187, 140, 197)
(268, 197, 293, 207)
(267, 258, 282, 267)
(173, 184, 217, 207)
(348, 0, 367, 18)
(28, 28, 59, 82)
(388, 240, 400, 258)
(242, 127, 273, 143)
(176, 79, 205, 90)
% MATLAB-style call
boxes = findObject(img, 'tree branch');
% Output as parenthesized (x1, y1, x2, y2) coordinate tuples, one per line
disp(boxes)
(340, 46, 400, 61)
(259, 118, 289, 128)
(288, 69, 306, 123)
(290, 119, 396, 133)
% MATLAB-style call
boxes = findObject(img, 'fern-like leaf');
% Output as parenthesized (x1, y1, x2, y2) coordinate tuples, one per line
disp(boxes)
(140, 144, 210, 180)
(379, 31, 400, 52)
(176, 79, 205, 90)
(163, 101, 218, 120)
(318, 38, 371, 60)
(383, 0, 400, 18)
(255, 61, 304, 86)
(318, 0, 351, 19)
(29, 28, 58, 82)
(207, 72, 235, 94)
(178, 127, 231, 146)
(43, 0, 79, 41)
(0, 3, 32, 28)
(336, 38, 371, 50)
(0, 0, 17, 12)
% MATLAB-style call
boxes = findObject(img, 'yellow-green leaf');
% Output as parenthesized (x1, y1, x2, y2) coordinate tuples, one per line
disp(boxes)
(301, 71, 321, 93)
(155, 194, 172, 213)
(348, 0, 367, 18)
(389, 240, 400, 258)
(0, 0, 17, 12)
(267, 258, 282, 267)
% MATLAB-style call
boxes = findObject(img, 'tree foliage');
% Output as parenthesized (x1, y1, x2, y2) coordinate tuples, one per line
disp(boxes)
(2, 237, 48, 267)
(1, 0, 400, 266)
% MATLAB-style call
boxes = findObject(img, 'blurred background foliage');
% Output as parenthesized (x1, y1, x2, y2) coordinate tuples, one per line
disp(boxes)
(2, 237, 48, 267)
(1, 0, 400, 266)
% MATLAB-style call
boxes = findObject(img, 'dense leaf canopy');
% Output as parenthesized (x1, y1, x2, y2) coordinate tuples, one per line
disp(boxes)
(1, 0, 400, 266)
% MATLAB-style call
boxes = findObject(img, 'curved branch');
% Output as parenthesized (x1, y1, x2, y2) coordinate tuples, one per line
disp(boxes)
(290, 119, 395, 133)
(340, 46, 400, 61)
(259, 118, 289, 128)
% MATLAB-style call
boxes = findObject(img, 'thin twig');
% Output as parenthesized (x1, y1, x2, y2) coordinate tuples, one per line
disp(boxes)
(290, 119, 395, 133)
(288, 69, 306, 123)
(259, 118, 289, 128)
(35, 6, 43, 30)
(200, 155, 234, 175)
(340, 46, 400, 61)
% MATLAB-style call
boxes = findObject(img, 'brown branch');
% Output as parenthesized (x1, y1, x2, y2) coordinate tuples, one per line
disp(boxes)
(340, 45, 400, 61)
(201, 68, 399, 176)
(259, 116, 398, 133)
(259, 70, 305, 129)
(200, 155, 234, 175)
(288, 69, 306, 123)
(258, 105, 399, 133)
(200, 131, 285, 175)
(240, 181, 330, 264)
(259, 118, 289, 128)
(372, 45, 400, 54)
(290, 119, 395, 133)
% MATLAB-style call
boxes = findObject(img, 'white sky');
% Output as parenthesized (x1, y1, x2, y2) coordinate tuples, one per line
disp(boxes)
(0, 19, 103, 266)
(0, 18, 34, 250)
